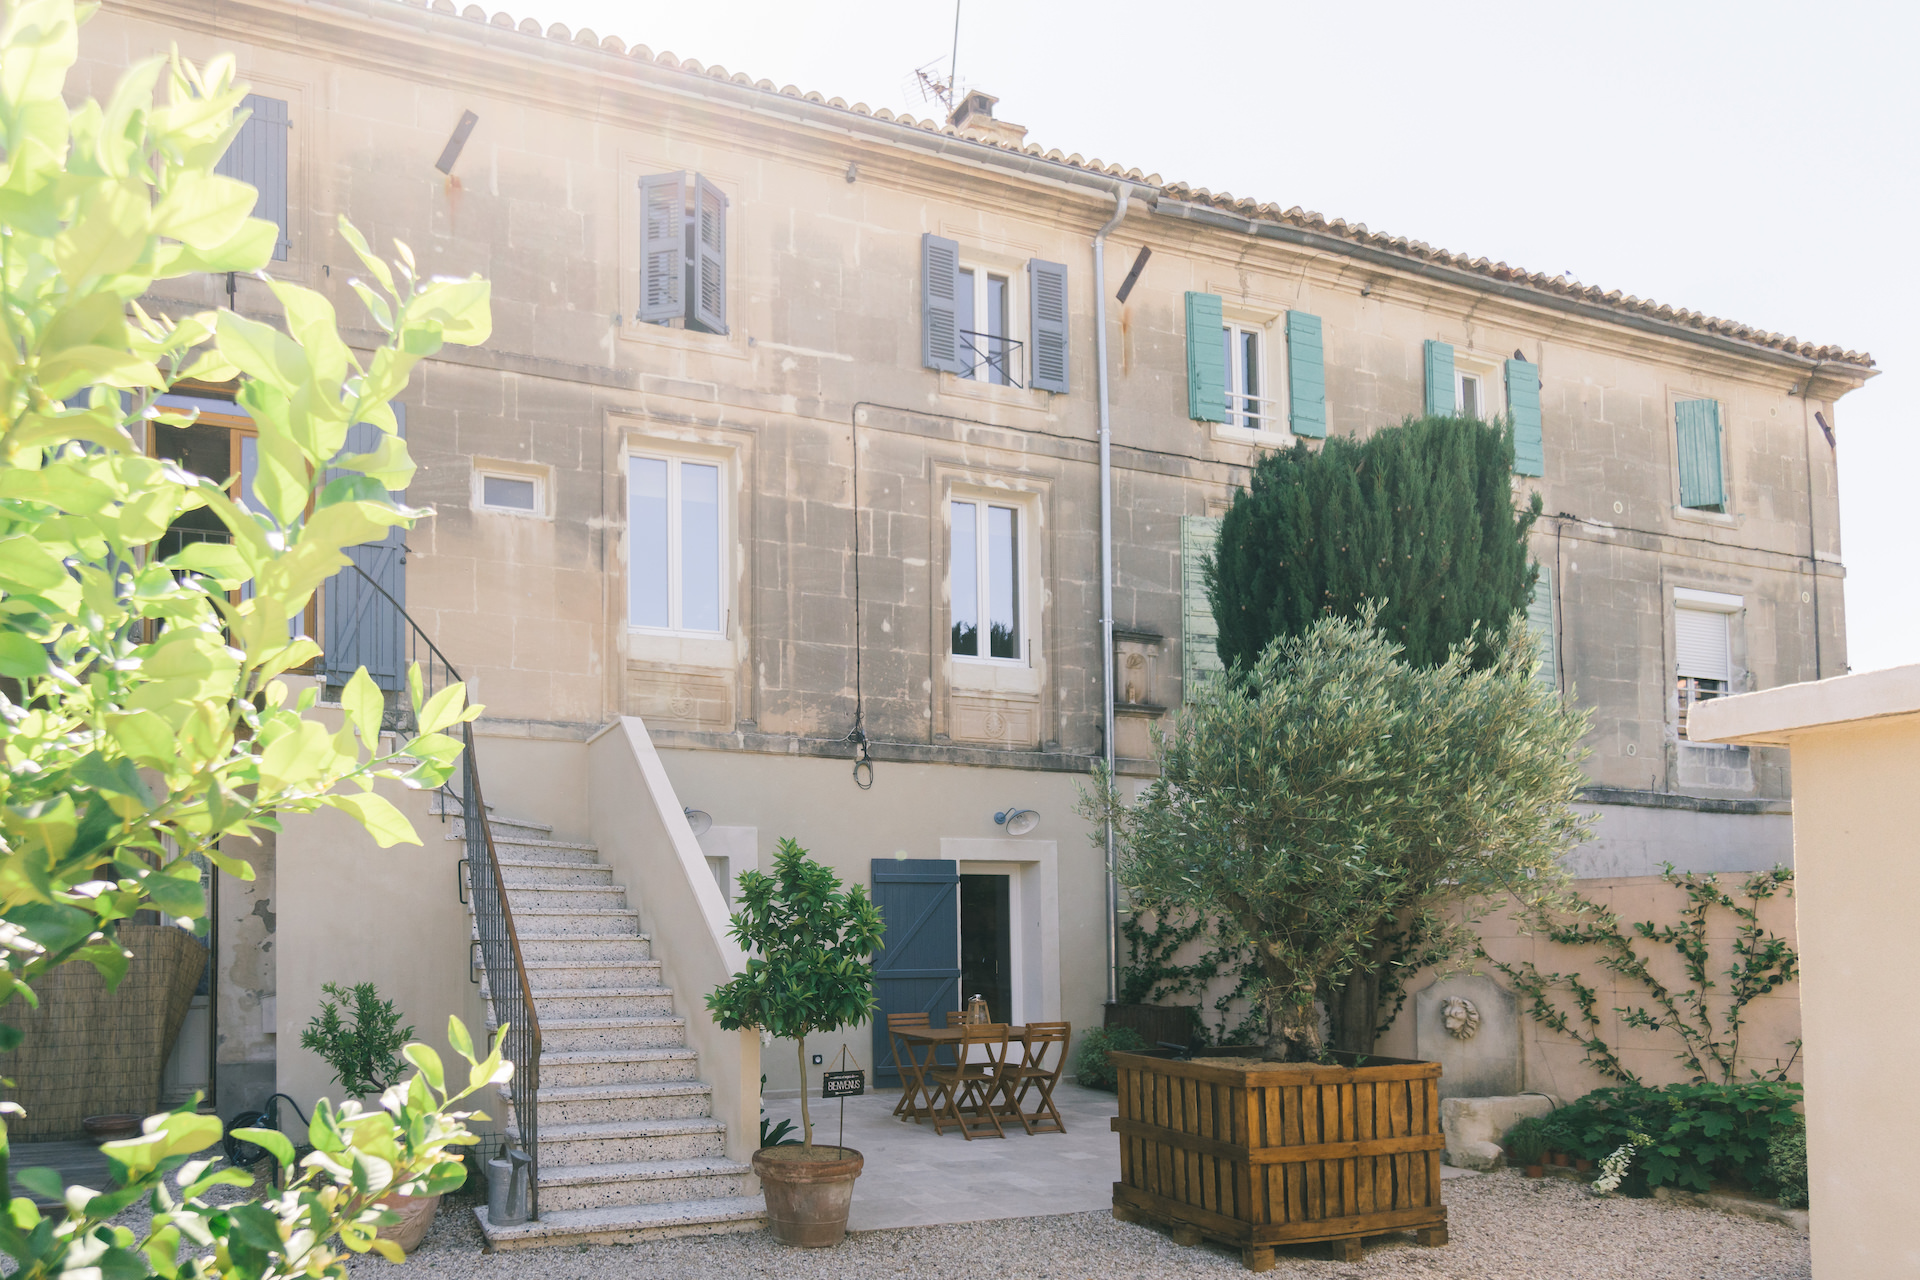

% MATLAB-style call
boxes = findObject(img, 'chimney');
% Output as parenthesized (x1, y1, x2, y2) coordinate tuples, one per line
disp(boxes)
(948, 91, 1028, 147)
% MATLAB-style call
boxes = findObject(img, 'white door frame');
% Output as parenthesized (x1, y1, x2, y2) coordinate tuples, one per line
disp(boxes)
(940, 838, 1061, 1025)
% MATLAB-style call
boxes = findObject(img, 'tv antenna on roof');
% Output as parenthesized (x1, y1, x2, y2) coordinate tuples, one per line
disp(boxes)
(906, 1, 963, 116)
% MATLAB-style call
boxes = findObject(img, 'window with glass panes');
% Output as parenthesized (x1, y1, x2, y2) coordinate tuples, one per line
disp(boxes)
(957, 268, 1014, 385)
(1455, 369, 1484, 419)
(950, 498, 1022, 660)
(1221, 323, 1265, 431)
(628, 453, 724, 634)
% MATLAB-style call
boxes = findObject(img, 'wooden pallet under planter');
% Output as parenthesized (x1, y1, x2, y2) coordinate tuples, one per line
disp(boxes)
(1109, 1049, 1447, 1272)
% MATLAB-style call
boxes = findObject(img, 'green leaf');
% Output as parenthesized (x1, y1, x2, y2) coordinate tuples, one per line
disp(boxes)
(317, 791, 419, 848)
(446, 1015, 475, 1063)
(151, 170, 257, 251)
(414, 682, 468, 735)
(341, 667, 383, 746)
(229, 1126, 294, 1170)
(13, 1168, 62, 1201)
(0, 634, 51, 679)
(401, 1043, 444, 1091)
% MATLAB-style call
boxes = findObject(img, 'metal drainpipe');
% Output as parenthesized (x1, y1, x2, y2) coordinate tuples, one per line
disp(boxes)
(1093, 184, 1130, 1007)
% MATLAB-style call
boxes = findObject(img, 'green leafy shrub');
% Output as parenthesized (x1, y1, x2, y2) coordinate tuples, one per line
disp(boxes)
(1504, 1116, 1549, 1167)
(1536, 1111, 1577, 1158)
(706, 838, 884, 1151)
(1768, 1125, 1808, 1208)
(1554, 1080, 1803, 1194)
(300, 981, 415, 1097)
(1074, 1026, 1150, 1091)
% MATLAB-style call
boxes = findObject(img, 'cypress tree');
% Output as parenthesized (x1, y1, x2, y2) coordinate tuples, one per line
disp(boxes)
(1207, 415, 1543, 671)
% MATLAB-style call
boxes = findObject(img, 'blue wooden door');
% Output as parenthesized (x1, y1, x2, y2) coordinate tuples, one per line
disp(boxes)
(870, 859, 960, 1087)
(322, 406, 408, 691)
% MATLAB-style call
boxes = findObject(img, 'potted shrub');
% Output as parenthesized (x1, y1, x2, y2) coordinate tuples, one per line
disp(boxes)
(1505, 1117, 1550, 1178)
(1088, 616, 1588, 1270)
(708, 838, 884, 1247)
(302, 982, 438, 1249)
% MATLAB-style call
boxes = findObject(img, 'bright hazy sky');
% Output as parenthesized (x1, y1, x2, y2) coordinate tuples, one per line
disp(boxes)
(535, 0, 1918, 674)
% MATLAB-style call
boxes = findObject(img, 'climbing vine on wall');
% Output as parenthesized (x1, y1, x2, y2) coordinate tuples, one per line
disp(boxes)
(1479, 864, 1800, 1086)
(1118, 911, 1265, 1045)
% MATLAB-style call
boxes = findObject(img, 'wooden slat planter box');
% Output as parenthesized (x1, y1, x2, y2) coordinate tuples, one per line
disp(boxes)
(1108, 1049, 1447, 1272)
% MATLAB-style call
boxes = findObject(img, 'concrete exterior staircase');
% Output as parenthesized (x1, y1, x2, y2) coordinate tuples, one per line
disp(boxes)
(458, 810, 764, 1247)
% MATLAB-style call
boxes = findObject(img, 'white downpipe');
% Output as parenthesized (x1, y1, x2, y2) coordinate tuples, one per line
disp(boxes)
(1093, 185, 1129, 1007)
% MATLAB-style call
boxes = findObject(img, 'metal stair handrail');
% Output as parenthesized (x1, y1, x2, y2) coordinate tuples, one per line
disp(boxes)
(334, 560, 543, 1219)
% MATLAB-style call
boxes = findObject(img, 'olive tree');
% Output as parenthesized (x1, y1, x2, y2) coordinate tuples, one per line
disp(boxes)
(1089, 613, 1589, 1062)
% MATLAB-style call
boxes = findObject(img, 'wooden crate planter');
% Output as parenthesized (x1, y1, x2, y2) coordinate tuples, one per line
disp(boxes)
(1109, 1050, 1447, 1272)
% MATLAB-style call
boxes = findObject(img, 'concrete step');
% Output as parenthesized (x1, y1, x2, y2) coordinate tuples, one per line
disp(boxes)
(520, 936, 653, 964)
(539, 1048, 702, 1087)
(536, 1081, 712, 1126)
(540, 1016, 687, 1053)
(536, 1157, 753, 1211)
(498, 859, 614, 888)
(533, 987, 677, 1020)
(475, 1196, 765, 1249)
(506, 884, 632, 914)
(523, 959, 661, 989)
(537, 1117, 727, 1167)
(448, 832, 602, 865)
(512, 909, 642, 939)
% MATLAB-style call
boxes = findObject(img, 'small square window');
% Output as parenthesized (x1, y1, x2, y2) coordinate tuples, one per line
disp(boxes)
(480, 474, 539, 512)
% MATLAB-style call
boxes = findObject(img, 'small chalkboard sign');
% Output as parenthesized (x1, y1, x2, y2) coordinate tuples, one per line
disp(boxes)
(821, 1070, 865, 1099)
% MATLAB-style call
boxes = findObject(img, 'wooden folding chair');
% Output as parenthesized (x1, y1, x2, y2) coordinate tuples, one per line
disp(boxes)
(1002, 1021, 1071, 1135)
(886, 1011, 932, 1120)
(925, 1022, 1013, 1139)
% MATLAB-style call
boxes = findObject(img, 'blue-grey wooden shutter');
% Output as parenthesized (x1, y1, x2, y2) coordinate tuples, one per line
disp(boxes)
(1181, 515, 1225, 697)
(690, 174, 728, 334)
(921, 233, 964, 373)
(1526, 565, 1556, 689)
(870, 859, 960, 1087)
(214, 94, 289, 261)
(1675, 399, 1725, 509)
(637, 172, 685, 323)
(323, 405, 407, 692)
(1507, 357, 1543, 476)
(1185, 292, 1226, 422)
(1027, 258, 1069, 393)
(1424, 340, 1455, 416)
(1285, 311, 1327, 438)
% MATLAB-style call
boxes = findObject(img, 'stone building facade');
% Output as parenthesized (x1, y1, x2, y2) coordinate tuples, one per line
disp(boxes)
(81, 0, 1872, 1127)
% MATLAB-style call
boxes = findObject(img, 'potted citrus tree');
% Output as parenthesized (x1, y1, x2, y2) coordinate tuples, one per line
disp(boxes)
(1087, 614, 1588, 1269)
(707, 838, 884, 1247)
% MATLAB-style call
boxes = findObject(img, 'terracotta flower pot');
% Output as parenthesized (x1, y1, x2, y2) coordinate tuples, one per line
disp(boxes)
(752, 1145, 864, 1247)
(1523, 1165, 1547, 1178)
(1574, 1158, 1595, 1173)
(372, 1191, 442, 1253)
(1553, 1152, 1571, 1167)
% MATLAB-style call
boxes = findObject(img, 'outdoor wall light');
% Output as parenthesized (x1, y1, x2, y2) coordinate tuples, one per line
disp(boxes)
(684, 807, 713, 836)
(994, 805, 1040, 837)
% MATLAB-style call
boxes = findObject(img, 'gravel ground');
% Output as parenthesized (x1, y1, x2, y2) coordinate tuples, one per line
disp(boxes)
(346, 1171, 1810, 1279)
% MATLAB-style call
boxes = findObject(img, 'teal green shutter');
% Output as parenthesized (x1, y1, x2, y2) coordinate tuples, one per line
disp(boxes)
(1526, 565, 1556, 689)
(1285, 311, 1327, 439)
(1424, 340, 1455, 416)
(1181, 516, 1224, 697)
(1675, 400, 1725, 509)
(1507, 358, 1543, 476)
(1186, 292, 1226, 422)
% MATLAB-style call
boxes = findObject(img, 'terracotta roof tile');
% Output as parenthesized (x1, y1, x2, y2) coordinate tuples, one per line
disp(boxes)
(392, 0, 1871, 367)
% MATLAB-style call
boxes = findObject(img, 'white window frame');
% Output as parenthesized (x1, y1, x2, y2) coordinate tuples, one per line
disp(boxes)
(472, 463, 549, 518)
(1212, 310, 1291, 446)
(1452, 350, 1506, 421)
(956, 262, 1024, 387)
(949, 491, 1031, 668)
(627, 449, 729, 638)
(1673, 588, 1742, 742)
